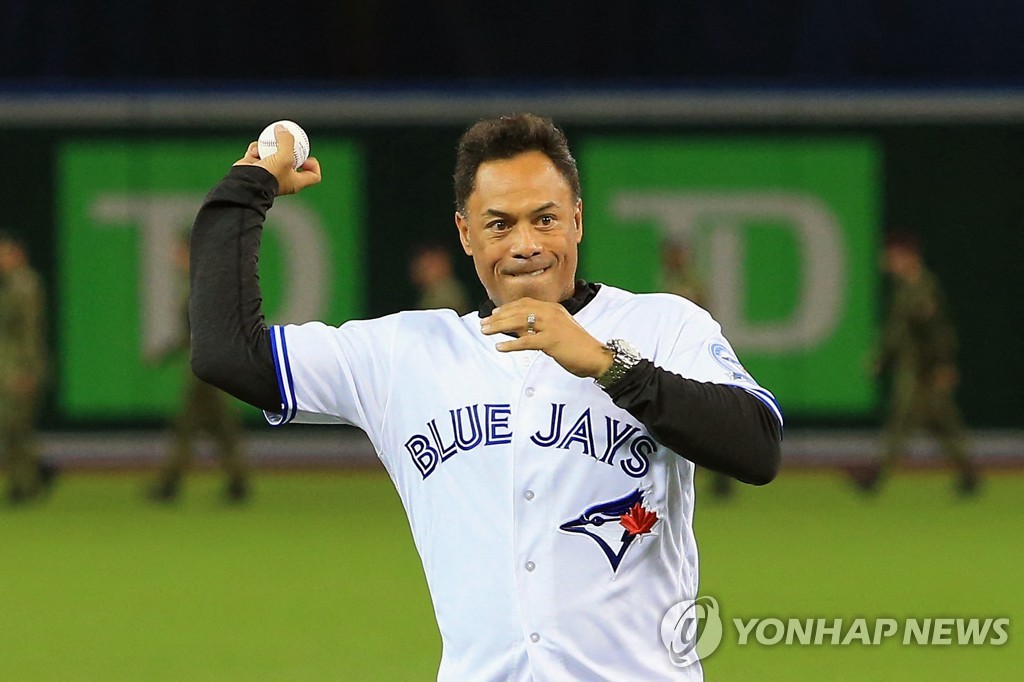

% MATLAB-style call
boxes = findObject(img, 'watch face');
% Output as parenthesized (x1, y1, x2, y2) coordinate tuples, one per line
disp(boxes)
(610, 339, 630, 352)
(615, 340, 640, 361)
(598, 340, 641, 387)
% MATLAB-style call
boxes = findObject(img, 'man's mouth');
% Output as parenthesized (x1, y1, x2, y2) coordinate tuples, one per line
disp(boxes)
(509, 266, 549, 278)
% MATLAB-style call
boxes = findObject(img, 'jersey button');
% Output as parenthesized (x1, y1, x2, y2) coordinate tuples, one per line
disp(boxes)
(530, 633, 541, 643)
(525, 387, 535, 397)
(525, 561, 536, 572)
(524, 490, 535, 501)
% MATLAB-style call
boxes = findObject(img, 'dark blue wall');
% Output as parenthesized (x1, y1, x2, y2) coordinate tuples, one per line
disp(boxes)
(2, 1, 1023, 84)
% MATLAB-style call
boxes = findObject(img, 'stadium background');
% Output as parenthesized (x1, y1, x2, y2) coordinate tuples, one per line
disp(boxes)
(1, 1, 1022, 680)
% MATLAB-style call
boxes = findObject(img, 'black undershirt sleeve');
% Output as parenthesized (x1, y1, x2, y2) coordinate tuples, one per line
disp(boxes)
(188, 166, 283, 413)
(605, 360, 782, 485)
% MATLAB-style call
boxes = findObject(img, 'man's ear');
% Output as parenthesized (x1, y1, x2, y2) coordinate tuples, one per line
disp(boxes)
(574, 198, 584, 244)
(455, 211, 473, 256)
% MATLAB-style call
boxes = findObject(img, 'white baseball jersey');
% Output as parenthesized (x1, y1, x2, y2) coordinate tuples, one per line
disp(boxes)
(265, 284, 782, 681)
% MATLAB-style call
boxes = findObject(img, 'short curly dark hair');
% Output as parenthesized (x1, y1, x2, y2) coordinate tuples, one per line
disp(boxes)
(453, 114, 580, 214)
(884, 230, 921, 252)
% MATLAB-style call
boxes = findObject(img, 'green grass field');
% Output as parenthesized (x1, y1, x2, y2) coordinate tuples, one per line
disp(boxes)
(2, 469, 1021, 681)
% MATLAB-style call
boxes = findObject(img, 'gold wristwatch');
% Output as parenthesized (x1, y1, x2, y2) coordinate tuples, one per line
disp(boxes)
(595, 339, 641, 389)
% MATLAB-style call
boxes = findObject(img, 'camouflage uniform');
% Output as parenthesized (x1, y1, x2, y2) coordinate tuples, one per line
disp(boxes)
(876, 268, 975, 488)
(418, 276, 472, 315)
(151, 286, 247, 501)
(660, 269, 706, 308)
(0, 263, 47, 501)
(660, 255, 733, 498)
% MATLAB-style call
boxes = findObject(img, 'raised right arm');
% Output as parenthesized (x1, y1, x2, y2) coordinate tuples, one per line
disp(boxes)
(189, 165, 282, 411)
(189, 132, 322, 412)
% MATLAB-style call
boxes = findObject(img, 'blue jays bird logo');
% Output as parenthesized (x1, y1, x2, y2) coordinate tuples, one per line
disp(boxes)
(559, 489, 659, 572)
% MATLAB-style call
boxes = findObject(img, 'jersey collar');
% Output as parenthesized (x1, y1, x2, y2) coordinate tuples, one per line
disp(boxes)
(477, 280, 602, 318)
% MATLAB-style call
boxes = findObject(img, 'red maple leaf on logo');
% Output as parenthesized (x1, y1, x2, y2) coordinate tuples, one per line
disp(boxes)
(620, 502, 658, 536)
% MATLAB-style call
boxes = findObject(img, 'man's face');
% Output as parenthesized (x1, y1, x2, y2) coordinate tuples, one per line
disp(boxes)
(882, 245, 916, 279)
(0, 241, 18, 275)
(455, 151, 582, 306)
(174, 240, 190, 274)
(410, 250, 447, 289)
(662, 243, 689, 271)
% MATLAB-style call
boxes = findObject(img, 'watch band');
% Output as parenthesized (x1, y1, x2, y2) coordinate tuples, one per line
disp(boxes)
(595, 339, 641, 389)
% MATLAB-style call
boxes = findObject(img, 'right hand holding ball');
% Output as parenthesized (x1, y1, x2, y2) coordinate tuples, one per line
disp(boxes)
(258, 120, 310, 169)
(235, 120, 321, 196)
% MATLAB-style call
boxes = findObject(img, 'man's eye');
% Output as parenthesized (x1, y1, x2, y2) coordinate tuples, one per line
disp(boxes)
(488, 221, 509, 231)
(538, 215, 555, 226)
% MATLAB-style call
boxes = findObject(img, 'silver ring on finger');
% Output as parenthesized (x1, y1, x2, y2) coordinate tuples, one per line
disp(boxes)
(526, 312, 537, 335)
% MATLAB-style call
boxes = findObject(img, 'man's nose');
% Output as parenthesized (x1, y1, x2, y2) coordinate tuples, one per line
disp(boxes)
(510, 224, 541, 258)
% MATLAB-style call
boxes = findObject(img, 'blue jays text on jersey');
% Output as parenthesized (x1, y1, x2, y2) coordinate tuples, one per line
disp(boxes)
(405, 402, 655, 479)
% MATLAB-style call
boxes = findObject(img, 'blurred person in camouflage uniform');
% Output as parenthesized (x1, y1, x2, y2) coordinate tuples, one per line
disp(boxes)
(660, 237, 707, 306)
(409, 242, 472, 315)
(659, 237, 733, 499)
(0, 231, 56, 504)
(149, 236, 248, 503)
(854, 231, 979, 495)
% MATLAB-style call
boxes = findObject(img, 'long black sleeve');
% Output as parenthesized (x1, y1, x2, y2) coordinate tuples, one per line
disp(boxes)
(606, 360, 782, 485)
(189, 166, 282, 412)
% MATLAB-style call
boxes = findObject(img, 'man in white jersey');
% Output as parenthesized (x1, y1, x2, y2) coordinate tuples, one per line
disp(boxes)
(189, 114, 782, 680)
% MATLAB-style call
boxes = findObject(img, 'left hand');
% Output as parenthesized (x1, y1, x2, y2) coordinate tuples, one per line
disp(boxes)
(480, 298, 614, 379)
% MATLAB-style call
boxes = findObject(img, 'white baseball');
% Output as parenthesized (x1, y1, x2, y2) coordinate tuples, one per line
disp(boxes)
(257, 120, 310, 169)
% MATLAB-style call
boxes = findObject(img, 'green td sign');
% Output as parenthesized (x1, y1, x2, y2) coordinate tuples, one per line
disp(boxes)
(58, 140, 363, 419)
(579, 137, 880, 416)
